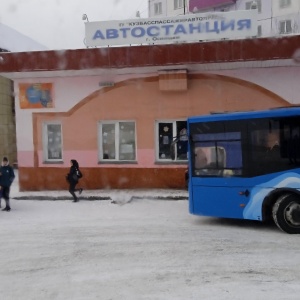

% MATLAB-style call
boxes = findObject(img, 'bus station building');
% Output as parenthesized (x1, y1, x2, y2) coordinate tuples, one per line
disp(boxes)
(0, 35, 300, 191)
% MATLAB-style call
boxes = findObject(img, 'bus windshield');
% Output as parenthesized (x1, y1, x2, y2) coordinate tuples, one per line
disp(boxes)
(192, 131, 242, 177)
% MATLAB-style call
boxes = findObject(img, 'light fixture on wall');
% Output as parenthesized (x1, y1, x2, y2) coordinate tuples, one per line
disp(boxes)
(82, 14, 90, 48)
(82, 14, 89, 22)
(250, 1, 258, 10)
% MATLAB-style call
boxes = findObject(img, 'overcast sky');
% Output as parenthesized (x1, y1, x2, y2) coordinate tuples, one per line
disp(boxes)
(0, 0, 148, 50)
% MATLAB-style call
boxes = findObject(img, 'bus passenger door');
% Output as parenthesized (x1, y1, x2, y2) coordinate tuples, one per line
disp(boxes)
(190, 177, 251, 219)
(189, 131, 249, 219)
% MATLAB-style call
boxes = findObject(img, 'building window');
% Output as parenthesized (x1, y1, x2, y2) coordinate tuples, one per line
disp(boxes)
(156, 120, 187, 161)
(257, 25, 262, 37)
(245, 0, 261, 13)
(279, 20, 292, 34)
(279, 0, 291, 8)
(174, 0, 184, 10)
(220, 7, 228, 12)
(43, 123, 63, 162)
(100, 121, 136, 161)
(154, 2, 162, 15)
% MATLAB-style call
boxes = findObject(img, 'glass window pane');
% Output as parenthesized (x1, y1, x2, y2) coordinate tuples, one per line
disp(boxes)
(174, 0, 183, 9)
(119, 122, 136, 161)
(281, 117, 300, 166)
(176, 121, 188, 160)
(286, 20, 292, 33)
(190, 121, 247, 177)
(258, 25, 262, 37)
(155, 2, 162, 14)
(257, 0, 261, 13)
(102, 123, 116, 159)
(159, 122, 173, 159)
(249, 118, 292, 175)
(47, 124, 62, 160)
(192, 130, 242, 177)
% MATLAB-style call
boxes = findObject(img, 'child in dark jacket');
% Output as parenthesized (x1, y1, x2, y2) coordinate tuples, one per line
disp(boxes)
(0, 157, 15, 211)
(66, 159, 83, 202)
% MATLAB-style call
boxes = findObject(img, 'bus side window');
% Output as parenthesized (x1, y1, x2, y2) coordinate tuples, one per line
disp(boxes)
(195, 147, 207, 169)
(288, 132, 300, 165)
(264, 131, 280, 160)
(215, 147, 226, 168)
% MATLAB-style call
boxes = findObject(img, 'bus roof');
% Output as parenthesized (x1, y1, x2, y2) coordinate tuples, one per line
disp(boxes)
(188, 106, 300, 123)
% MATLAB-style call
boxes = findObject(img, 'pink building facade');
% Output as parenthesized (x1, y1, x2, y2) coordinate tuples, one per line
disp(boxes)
(0, 35, 300, 190)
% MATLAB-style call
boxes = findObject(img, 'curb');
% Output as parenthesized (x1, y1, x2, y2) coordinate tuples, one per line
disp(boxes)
(13, 195, 189, 201)
(13, 196, 111, 201)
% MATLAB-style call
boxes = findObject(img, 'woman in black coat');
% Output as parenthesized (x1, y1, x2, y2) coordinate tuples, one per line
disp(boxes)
(66, 159, 83, 202)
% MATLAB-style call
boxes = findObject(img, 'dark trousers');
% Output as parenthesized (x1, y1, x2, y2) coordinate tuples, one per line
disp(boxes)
(1, 186, 11, 209)
(69, 182, 78, 201)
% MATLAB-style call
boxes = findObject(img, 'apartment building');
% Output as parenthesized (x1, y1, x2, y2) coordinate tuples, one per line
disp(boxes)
(272, 0, 300, 36)
(149, 0, 188, 17)
(148, 0, 300, 37)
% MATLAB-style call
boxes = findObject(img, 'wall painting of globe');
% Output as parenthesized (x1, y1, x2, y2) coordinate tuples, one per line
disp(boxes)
(19, 83, 53, 109)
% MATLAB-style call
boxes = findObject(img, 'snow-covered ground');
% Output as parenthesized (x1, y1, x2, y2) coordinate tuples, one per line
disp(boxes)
(1, 171, 300, 299)
(1, 196, 300, 300)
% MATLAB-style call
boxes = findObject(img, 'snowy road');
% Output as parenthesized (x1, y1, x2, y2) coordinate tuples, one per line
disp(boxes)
(0, 198, 299, 300)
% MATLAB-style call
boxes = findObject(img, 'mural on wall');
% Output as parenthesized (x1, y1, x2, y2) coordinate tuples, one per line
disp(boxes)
(19, 83, 53, 109)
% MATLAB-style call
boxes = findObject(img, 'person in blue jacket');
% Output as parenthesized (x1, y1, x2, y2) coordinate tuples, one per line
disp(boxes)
(0, 157, 15, 211)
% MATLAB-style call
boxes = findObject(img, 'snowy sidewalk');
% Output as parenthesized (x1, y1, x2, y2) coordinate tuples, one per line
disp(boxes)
(10, 170, 188, 201)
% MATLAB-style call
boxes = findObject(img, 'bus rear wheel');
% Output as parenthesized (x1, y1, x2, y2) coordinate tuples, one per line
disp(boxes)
(272, 194, 300, 234)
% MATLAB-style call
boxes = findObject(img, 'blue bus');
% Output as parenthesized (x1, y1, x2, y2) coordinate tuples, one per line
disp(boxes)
(187, 107, 300, 234)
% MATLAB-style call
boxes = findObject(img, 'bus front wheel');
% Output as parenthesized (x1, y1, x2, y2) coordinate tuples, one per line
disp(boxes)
(272, 194, 300, 234)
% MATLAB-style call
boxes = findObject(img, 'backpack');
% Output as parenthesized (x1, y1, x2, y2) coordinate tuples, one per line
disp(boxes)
(76, 169, 83, 179)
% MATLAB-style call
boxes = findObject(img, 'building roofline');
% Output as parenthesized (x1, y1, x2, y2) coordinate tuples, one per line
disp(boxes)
(0, 35, 299, 75)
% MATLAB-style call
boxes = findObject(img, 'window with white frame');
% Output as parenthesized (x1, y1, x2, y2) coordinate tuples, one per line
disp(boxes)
(279, 20, 292, 34)
(174, 0, 184, 10)
(156, 120, 188, 161)
(154, 2, 162, 15)
(279, 0, 291, 8)
(100, 121, 136, 161)
(245, 0, 262, 13)
(43, 123, 63, 162)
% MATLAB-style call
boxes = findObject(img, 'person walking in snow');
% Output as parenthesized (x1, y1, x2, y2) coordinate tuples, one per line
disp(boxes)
(66, 159, 83, 202)
(0, 157, 15, 211)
